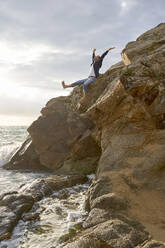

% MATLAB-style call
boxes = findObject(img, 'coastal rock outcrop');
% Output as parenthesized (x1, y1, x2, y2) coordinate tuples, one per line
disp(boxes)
(4, 97, 101, 174)
(4, 136, 47, 170)
(0, 175, 87, 241)
(3, 23, 165, 247)
(61, 23, 165, 247)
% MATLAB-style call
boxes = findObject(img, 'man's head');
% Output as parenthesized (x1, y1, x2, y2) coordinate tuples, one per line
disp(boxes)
(94, 55, 100, 62)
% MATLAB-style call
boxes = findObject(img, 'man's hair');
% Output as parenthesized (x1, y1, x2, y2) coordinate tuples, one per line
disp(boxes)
(94, 55, 100, 59)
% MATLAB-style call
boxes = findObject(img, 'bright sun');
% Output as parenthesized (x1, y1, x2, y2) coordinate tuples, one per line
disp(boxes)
(121, 1, 127, 8)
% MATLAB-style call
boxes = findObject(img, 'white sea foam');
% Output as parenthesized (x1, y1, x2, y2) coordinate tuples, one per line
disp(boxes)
(0, 126, 28, 166)
(0, 143, 20, 166)
(0, 126, 50, 194)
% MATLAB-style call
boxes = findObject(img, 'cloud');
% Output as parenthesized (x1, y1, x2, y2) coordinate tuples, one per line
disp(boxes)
(0, 0, 164, 125)
(0, 84, 70, 117)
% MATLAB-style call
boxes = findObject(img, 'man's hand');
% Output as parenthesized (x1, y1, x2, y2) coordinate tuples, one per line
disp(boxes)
(108, 47, 115, 51)
(93, 48, 96, 53)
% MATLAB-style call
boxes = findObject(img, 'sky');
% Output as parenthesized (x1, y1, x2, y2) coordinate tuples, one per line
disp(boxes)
(0, 0, 164, 126)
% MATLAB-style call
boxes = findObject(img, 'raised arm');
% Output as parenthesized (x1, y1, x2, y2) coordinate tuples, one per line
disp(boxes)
(100, 47, 115, 60)
(92, 48, 96, 62)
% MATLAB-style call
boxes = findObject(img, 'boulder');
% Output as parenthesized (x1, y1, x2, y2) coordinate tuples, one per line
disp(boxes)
(3, 136, 47, 171)
(5, 96, 100, 174)
(0, 193, 34, 241)
(28, 96, 99, 172)
(121, 23, 165, 65)
(90, 193, 128, 212)
(63, 219, 149, 248)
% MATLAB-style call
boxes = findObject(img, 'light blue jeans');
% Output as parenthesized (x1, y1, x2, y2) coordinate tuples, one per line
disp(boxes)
(71, 77, 96, 92)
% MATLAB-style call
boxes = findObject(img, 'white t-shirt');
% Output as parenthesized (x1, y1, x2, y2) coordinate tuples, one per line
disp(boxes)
(88, 64, 96, 77)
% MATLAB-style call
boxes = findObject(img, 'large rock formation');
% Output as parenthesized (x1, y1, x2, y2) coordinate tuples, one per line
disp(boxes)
(3, 23, 165, 247)
(4, 96, 101, 174)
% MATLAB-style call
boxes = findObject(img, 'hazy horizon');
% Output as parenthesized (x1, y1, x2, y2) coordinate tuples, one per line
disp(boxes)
(0, 0, 165, 126)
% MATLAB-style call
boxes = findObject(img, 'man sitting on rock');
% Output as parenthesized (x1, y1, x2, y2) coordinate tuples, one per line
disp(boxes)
(62, 47, 115, 106)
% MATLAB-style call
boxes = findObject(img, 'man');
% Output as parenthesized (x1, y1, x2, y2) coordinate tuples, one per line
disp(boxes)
(62, 47, 115, 105)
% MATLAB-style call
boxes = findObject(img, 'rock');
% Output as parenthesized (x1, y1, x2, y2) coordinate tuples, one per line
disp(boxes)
(62, 236, 105, 248)
(70, 129, 101, 160)
(84, 177, 113, 212)
(64, 218, 149, 248)
(90, 193, 128, 212)
(83, 208, 112, 229)
(54, 206, 63, 215)
(3, 136, 47, 171)
(27, 96, 99, 172)
(23, 212, 40, 221)
(56, 189, 69, 200)
(45, 175, 88, 191)
(121, 23, 165, 65)
(4, 95, 100, 174)
(69, 60, 125, 113)
(139, 240, 165, 248)
(0, 207, 16, 241)
(0, 194, 34, 241)
(0, 175, 88, 242)
(84, 23, 165, 246)
(55, 157, 99, 175)
(19, 175, 88, 200)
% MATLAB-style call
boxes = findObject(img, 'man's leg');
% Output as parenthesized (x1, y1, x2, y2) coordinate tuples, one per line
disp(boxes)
(79, 77, 96, 104)
(83, 77, 96, 92)
(62, 78, 88, 89)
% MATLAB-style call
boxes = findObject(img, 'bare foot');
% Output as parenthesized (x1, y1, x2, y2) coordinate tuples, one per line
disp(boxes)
(62, 80, 67, 89)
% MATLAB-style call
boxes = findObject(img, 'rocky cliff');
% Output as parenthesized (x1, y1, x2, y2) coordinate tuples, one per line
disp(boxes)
(4, 23, 165, 247)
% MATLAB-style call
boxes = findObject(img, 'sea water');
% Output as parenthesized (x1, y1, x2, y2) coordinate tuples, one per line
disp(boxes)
(0, 126, 50, 193)
(0, 126, 91, 248)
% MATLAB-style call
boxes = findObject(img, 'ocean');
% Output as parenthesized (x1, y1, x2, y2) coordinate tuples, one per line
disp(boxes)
(0, 126, 50, 193)
(0, 126, 27, 165)
(0, 126, 90, 248)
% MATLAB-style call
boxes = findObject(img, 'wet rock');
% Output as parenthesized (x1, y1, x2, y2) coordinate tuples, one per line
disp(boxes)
(0, 175, 88, 242)
(0, 207, 16, 241)
(0, 194, 34, 241)
(45, 175, 88, 191)
(54, 206, 63, 215)
(23, 212, 40, 221)
(56, 189, 70, 200)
